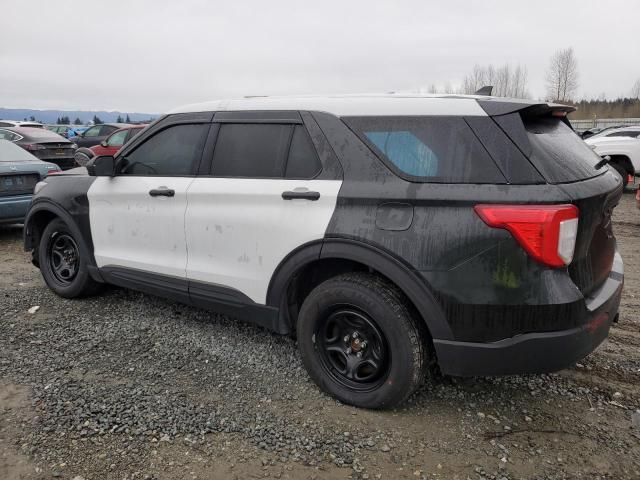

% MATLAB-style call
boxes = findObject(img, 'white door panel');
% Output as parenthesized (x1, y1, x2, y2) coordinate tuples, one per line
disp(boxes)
(185, 178, 342, 303)
(88, 176, 194, 278)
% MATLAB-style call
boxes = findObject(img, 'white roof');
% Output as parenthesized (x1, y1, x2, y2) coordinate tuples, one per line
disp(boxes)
(168, 93, 489, 117)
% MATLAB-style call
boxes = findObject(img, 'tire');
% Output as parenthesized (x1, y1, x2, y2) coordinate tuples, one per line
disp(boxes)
(610, 162, 629, 189)
(38, 218, 101, 298)
(297, 272, 430, 409)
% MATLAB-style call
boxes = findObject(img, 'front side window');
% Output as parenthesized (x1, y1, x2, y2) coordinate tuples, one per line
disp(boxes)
(106, 130, 128, 147)
(118, 124, 208, 176)
(344, 116, 505, 183)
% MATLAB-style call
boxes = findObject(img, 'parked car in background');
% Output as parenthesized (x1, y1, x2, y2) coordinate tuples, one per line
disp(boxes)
(73, 123, 133, 148)
(74, 125, 146, 166)
(23, 94, 624, 408)
(0, 140, 60, 224)
(579, 125, 630, 139)
(0, 120, 44, 129)
(585, 126, 640, 188)
(0, 127, 78, 170)
(46, 125, 88, 139)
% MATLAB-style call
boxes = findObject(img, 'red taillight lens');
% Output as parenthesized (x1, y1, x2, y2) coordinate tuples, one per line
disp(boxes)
(23, 143, 46, 151)
(474, 204, 579, 268)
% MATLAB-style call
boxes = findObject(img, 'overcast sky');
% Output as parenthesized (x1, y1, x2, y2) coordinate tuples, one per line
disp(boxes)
(1, 0, 639, 114)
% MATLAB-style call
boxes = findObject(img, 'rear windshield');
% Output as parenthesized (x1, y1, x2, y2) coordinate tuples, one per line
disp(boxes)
(344, 116, 506, 183)
(0, 139, 38, 162)
(524, 117, 602, 183)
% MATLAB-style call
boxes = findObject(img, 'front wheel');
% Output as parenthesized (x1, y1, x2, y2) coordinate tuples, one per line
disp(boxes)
(297, 273, 430, 409)
(38, 219, 101, 298)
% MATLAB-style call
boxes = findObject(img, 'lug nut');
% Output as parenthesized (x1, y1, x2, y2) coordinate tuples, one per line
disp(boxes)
(352, 332, 359, 339)
(360, 341, 367, 349)
(343, 335, 350, 343)
(346, 347, 352, 354)
(356, 352, 363, 358)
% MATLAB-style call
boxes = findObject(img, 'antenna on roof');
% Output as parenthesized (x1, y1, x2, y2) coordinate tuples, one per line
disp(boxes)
(475, 86, 494, 96)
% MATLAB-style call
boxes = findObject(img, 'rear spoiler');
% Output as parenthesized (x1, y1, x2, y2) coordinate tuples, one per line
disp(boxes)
(477, 98, 576, 117)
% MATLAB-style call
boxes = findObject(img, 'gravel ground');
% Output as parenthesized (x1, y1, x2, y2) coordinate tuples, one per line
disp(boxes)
(1, 193, 639, 480)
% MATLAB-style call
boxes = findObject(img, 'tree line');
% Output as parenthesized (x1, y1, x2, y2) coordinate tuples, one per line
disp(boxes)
(428, 47, 640, 119)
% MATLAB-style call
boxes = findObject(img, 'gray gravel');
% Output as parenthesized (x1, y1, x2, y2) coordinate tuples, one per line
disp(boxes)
(1, 192, 640, 479)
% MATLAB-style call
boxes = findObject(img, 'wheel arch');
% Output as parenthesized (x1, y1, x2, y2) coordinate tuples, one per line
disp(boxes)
(23, 201, 102, 282)
(266, 238, 453, 340)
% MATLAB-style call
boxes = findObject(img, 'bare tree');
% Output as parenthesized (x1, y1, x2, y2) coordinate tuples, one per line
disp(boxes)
(427, 83, 438, 94)
(461, 63, 529, 98)
(632, 79, 640, 99)
(545, 47, 579, 102)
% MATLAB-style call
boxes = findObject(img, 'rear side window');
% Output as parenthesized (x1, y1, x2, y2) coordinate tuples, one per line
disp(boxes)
(119, 124, 208, 176)
(211, 123, 321, 178)
(606, 131, 639, 138)
(344, 116, 505, 183)
(524, 117, 602, 183)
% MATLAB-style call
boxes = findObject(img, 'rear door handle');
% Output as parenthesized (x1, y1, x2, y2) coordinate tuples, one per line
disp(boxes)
(282, 190, 321, 201)
(149, 187, 175, 197)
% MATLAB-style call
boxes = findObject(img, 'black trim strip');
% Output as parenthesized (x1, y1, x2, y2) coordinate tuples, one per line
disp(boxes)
(99, 266, 283, 333)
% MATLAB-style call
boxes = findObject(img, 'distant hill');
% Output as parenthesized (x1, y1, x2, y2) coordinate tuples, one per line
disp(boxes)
(0, 108, 158, 125)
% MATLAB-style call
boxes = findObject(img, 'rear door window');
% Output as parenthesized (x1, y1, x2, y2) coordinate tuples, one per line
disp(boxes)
(211, 124, 291, 177)
(344, 116, 506, 183)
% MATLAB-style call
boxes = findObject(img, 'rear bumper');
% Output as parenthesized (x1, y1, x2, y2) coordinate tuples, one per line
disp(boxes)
(0, 194, 32, 224)
(435, 252, 624, 376)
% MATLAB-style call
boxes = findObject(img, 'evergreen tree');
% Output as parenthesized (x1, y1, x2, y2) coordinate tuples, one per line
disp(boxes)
(73, 117, 82, 125)
(125, 114, 131, 123)
(116, 115, 124, 123)
(93, 115, 103, 125)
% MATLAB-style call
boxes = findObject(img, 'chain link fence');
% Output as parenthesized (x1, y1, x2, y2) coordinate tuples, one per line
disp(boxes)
(570, 117, 640, 133)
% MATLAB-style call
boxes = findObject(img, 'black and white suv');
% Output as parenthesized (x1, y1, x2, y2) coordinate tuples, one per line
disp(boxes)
(24, 94, 624, 409)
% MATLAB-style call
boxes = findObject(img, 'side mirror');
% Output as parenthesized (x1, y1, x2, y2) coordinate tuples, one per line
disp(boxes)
(100, 140, 108, 147)
(86, 155, 115, 176)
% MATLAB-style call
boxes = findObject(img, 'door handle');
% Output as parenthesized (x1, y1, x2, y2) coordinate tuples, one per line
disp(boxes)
(149, 187, 175, 197)
(282, 190, 321, 201)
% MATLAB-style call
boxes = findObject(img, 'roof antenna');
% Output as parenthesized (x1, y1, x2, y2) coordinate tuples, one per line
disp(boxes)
(475, 86, 493, 96)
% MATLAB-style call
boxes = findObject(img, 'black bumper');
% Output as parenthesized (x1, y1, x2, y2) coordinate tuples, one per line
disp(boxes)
(434, 252, 624, 377)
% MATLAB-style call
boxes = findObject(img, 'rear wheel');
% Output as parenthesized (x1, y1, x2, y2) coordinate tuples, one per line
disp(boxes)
(38, 219, 101, 298)
(297, 273, 430, 409)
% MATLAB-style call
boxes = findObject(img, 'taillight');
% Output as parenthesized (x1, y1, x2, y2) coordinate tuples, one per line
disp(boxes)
(474, 204, 579, 268)
(23, 144, 46, 151)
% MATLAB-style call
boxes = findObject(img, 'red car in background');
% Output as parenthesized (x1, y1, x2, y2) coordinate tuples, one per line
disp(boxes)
(74, 125, 146, 166)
